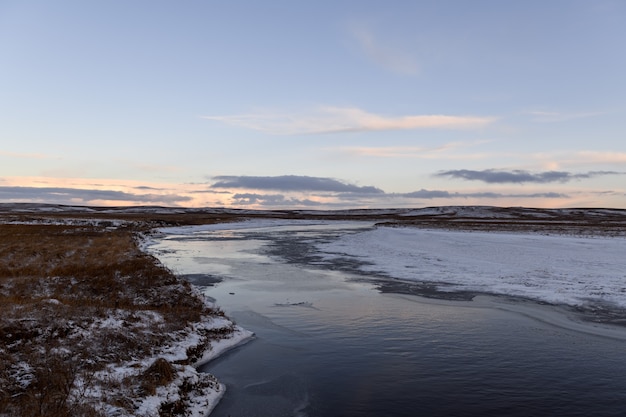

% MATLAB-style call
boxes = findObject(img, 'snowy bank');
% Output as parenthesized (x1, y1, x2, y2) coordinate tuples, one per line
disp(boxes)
(132, 320, 254, 417)
(316, 226, 626, 310)
(82, 292, 254, 417)
(0, 218, 254, 417)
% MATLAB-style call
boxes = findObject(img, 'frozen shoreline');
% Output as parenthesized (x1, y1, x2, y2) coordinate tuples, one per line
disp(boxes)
(316, 225, 626, 312)
(135, 236, 255, 417)
(191, 326, 255, 415)
(78, 285, 255, 417)
(151, 218, 626, 318)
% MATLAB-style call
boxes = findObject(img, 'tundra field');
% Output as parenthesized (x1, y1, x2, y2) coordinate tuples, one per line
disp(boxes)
(1, 204, 625, 416)
(0, 205, 253, 417)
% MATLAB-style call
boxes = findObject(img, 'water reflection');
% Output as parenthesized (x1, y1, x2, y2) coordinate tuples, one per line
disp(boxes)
(148, 221, 626, 417)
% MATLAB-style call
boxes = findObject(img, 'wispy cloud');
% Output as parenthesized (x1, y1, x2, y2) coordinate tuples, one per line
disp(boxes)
(436, 169, 623, 184)
(332, 140, 493, 159)
(575, 151, 626, 164)
(349, 23, 419, 75)
(529, 150, 626, 171)
(526, 110, 604, 123)
(203, 106, 495, 135)
(210, 175, 384, 194)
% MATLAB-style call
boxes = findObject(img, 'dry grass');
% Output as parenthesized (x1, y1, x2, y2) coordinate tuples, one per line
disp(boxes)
(0, 223, 227, 416)
(140, 358, 177, 396)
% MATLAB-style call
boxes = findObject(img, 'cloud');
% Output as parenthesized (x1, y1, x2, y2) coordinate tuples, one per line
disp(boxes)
(575, 151, 626, 165)
(206, 174, 572, 209)
(331, 140, 494, 159)
(188, 189, 232, 194)
(0, 186, 192, 205)
(134, 185, 163, 191)
(203, 106, 495, 135)
(231, 193, 323, 207)
(463, 192, 568, 199)
(0, 178, 575, 209)
(225, 187, 569, 209)
(527, 110, 604, 123)
(349, 23, 419, 75)
(435, 169, 623, 184)
(528, 150, 626, 171)
(400, 189, 567, 199)
(402, 189, 454, 199)
(210, 175, 384, 194)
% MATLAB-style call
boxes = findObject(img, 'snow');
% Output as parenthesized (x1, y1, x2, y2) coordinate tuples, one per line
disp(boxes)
(399, 206, 505, 217)
(153, 218, 626, 310)
(9, 362, 34, 390)
(195, 326, 255, 366)
(15, 247, 254, 416)
(126, 291, 254, 416)
(129, 322, 253, 417)
(0, 217, 129, 227)
(73, 312, 253, 417)
(316, 226, 626, 309)
(154, 218, 332, 235)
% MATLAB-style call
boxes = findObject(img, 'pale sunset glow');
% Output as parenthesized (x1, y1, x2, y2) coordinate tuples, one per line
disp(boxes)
(1, 1, 625, 209)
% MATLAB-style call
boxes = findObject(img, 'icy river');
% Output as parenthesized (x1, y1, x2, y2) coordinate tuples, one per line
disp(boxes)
(148, 220, 626, 417)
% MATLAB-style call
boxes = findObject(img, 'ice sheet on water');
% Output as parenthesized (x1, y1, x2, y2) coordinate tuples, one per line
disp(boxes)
(155, 219, 335, 235)
(316, 226, 626, 309)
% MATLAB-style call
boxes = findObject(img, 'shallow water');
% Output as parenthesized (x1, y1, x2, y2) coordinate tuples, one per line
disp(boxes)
(149, 221, 626, 417)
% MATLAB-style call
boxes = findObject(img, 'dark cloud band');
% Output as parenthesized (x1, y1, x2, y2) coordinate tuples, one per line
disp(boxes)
(435, 169, 622, 184)
(0, 186, 191, 205)
(232, 193, 323, 206)
(211, 175, 384, 194)
(400, 189, 567, 199)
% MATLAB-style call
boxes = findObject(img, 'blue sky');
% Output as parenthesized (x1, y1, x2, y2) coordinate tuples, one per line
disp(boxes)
(1, 1, 625, 209)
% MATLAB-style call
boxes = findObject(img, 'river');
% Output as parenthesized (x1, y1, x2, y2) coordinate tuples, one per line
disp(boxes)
(148, 220, 626, 417)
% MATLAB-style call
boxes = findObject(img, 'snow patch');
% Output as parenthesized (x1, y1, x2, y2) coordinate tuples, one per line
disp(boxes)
(317, 226, 626, 309)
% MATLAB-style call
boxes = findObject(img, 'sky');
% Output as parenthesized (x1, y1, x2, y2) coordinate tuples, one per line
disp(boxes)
(1, 1, 626, 210)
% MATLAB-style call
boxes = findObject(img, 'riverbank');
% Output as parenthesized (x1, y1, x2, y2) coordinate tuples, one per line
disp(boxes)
(0, 219, 252, 416)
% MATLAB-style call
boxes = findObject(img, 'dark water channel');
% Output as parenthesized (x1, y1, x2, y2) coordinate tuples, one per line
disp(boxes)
(149, 221, 626, 417)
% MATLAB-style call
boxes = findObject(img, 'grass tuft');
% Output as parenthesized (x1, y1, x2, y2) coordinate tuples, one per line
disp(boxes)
(140, 358, 177, 396)
(0, 222, 232, 416)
